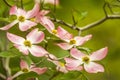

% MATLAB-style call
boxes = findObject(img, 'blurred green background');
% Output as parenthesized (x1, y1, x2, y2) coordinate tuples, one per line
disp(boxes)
(0, 0, 120, 80)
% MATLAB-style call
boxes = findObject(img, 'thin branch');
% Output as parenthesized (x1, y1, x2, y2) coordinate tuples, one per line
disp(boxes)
(3, 0, 12, 7)
(0, 73, 6, 79)
(20, 0, 24, 9)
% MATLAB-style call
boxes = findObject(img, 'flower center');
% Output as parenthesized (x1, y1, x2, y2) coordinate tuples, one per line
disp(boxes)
(30, 18, 35, 22)
(59, 62, 65, 67)
(24, 40, 31, 47)
(52, 29, 57, 34)
(18, 16, 25, 22)
(69, 39, 76, 44)
(22, 68, 29, 73)
(82, 56, 90, 64)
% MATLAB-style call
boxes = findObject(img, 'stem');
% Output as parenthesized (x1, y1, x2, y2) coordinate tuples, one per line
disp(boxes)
(20, 0, 24, 9)
(3, 0, 12, 7)
(0, 73, 6, 79)
(4, 58, 11, 77)
(12, 71, 23, 79)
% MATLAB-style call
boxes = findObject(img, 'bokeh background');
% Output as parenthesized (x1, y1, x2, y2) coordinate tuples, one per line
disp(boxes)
(0, 0, 120, 80)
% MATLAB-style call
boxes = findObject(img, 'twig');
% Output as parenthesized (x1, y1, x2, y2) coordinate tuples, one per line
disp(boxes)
(0, 73, 6, 79)
(20, 0, 24, 9)
(3, 0, 12, 7)
(50, 1, 120, 32)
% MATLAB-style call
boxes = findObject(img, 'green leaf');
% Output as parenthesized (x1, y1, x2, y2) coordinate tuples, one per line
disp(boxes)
(77, 47, 91, 54)
(0, 49, 22, 58)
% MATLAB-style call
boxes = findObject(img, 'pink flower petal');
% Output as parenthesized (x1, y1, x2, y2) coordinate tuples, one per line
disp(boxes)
(90, 47, 108, 61)
(70, 48, 85, 59)
(65, 58, 81, 70)
(17, 8, 27, 16)
(84, 62, 104, 73)
(44, 0, 59, 5)
(29, 45, 48, 57)
(56, 43, 73, 50)
(30, 67, 47, 75)
(14, 44, 29, 55)
(9, 6, 17, 15)
(0, 20, 18, 30)
(20, 60, 29, 70)
(57, 26, 73, 41)
(19, 20, 37, 31)
(75, 34, 92, 46)
(39, 16, 55, 33)
(39, 10, 50, 16)
(27, 28, 44, 44)
(26, 3, 40, 18)
(7, 32, 25, 44)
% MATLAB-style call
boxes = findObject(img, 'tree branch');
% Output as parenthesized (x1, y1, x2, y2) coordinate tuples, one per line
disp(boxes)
(50, 1, 120, 32)
(3, 0, 12, 7)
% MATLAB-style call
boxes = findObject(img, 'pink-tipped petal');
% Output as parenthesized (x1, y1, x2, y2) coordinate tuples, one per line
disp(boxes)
(7, 32, 25, 44)
(27, 29, 44, 44)
(0, 20, 18, 30)
(90, 47, 108, 61)
(26, 3, 40, 18)
(31, 67, 47, 75)
(19, 20, 37, 31)
(39, 10, 50, 16)
(39, 17, 55, 33)
(57, 26, 73, 41)
(14, 44, 29, 55)
(29, 45, 48, 57)
(20, 60, 29, 70)
(84, 62, 104, 73)
(70, 48, 85, 59)
(9, 6, 17, 15)
(75, 34, 92, 46)
(56, 43, 73, 50)
(65, 58, 81, 70)
(17, 8, 27, 16)
(44, 0, 59, 5)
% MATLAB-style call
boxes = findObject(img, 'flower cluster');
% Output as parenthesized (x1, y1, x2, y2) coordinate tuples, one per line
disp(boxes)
(0, 0, 108, 79)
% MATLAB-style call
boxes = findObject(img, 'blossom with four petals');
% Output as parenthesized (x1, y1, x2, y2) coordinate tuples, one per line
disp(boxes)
(7, 28, 48, 57)
(0, 3, 39, 31)
(56, 26, 92, 50)
(65, 47, 108, 73)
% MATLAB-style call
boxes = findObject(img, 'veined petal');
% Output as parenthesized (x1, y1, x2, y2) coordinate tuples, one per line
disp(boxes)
(19, 20, 37, 31)
(39, 17, 55, 33)
(75, 34, 92, 46)
(30, 67, 47, 75)
(57, 26, 73, 41)
(17, 8, 27, 16)
(65, 58, 81, 70)
(0, 20, 18, 30)
(70, 48, 85, 59)
(20, 60, 29, 70)
(84, 62, 104, 73)
(39, 10, 50, 16)
(29, 45, 48, 57)
(56, 43, 73, 50)
(44, 0, 59, 5)
(7, 32, 25, 44)
(90, 47, 108, 61)
(9, 6, 17, 15)
(27, 28, 44, 44)
(26, 3, 40, 18)
(14, 44, 29, 55)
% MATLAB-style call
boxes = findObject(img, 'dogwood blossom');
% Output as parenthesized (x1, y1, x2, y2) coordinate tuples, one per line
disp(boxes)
(20, 59, 47, 75)
(7, 28, 48, 57)
(56, 26, 92, 50)
(46, 54, 68, 73)
(65, 47, 108, 73)
(0, 3, 39, 31)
